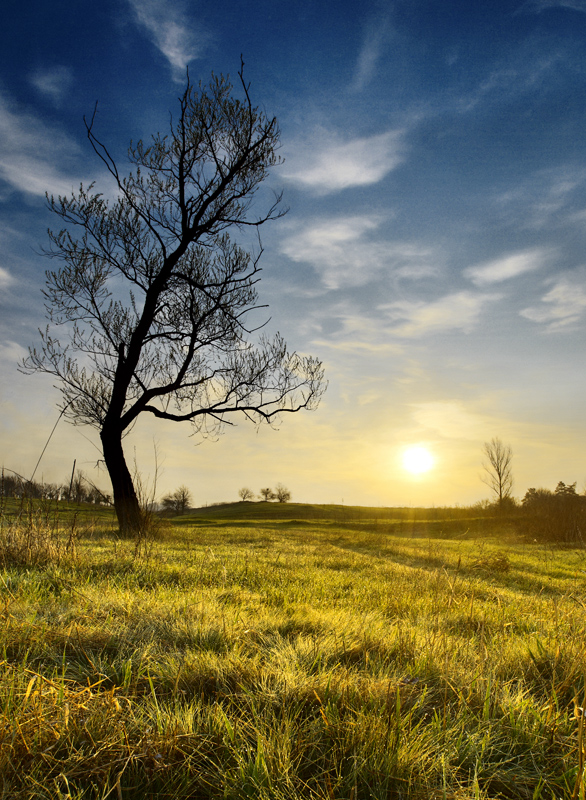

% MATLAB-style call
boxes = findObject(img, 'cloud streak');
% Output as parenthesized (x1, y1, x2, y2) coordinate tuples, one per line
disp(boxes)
(0, 340, 27, 364)
(283, 130, 405, 195)
(29, 66, 73, 105)
(308, 300, 405, 354)
(465, 248, 548, 286)
(411, 400, 491, 441)
(350, 14, 392, 92)
(382, 291, 501, 338)
(521, 277, 586, 330)
(493, 167, 586, 229)
(0, 267, 15, 290)
(127, 0, 208, 78)
(280, 216, 434, 290)
(0, 92, 83, 197)
(519, 0, 586, 12)
(457, 45, 564, 115)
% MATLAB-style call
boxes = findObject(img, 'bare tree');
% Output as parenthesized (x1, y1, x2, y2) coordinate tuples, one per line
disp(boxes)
(481, 437, 513, 508)
(259, 487, 274, 502)
(23, 64, 325, 536)
(274, 483, 291, 503)
(67, 469, 89, 504)
(161, 485, 192, 515)
(238, 487, 254, 501)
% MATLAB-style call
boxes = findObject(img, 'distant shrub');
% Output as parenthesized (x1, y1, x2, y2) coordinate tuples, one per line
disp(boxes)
(161, 486, 192, 515)
(258, 484, 291, 503)
(274, 483, 291, 503)
(521, 482, 586, 544)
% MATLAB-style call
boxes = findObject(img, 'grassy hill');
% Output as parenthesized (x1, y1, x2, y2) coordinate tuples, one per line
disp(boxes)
(188, 499, 485, 521)
(181, 500, 513, 539)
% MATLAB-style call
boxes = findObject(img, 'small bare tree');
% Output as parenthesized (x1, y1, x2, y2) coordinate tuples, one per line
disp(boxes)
(161, 485, 192, 515)
(238, 487, 254, 501)
(259, 487, 274, 502)
(274, 483, 291, 503)
(481, 437, 513, 508)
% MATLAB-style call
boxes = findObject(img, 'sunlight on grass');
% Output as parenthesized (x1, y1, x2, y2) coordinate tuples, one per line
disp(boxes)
(1, 508, 586, 798)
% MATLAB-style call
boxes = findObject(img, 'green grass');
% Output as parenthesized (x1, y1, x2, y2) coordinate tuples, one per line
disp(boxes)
(1, 503, 585, 798)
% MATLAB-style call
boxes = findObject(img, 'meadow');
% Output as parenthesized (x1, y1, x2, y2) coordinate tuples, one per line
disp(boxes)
(1, 500, 586, 799)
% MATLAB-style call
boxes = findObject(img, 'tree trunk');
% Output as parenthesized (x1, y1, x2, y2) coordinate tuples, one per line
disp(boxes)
(100, 424, 142, 536)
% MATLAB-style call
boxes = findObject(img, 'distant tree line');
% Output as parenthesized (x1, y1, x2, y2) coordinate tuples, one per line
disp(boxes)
(239, 484, 291, 503)
(1, 469, 111, 505)
(521, 481, 586, 544)
(481, 437, 586, 543)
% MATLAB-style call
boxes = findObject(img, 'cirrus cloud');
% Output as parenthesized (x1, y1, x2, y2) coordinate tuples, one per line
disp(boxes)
(382, 291, 502, 338)
(0, 267, 15, 290)
(520, 276, 586, 330)
(280, 215, 434, 290)
(350, 13, 392, 92)
(283, 129, 406, 195)
(0, 91, 84, 197)
(410, 400, 491, 441)
(127, 0, 209, 78)
(464, 248, 549, 286)
(519, 0, 586, 12)
(29, 66, 73, 106)
(0, 340, 27, 363)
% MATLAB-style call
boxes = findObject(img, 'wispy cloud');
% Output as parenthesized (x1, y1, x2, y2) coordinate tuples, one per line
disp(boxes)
(519, 0, 586, 12)
(0, 340, 26, 363)
(280, 216, 434, 290)
(465, 248, 548, 286)
(493, 167, 586, 229)
(283, 129, 405, 195)
(458, 46, 564, 114)
(127, 0, 208, 79)
(314, 339, 402, 354)
(308, 301, 405, 354)
(350, 14, 392, 93)
(382, 291, 501, 338)
(521, 277, 586, 330)
(0, 92, 83, 197)
(29, 66, 73, 105)
(0, 267, 15, 290)
(411, 400, 491, 441)
(480, 57, 559, 95)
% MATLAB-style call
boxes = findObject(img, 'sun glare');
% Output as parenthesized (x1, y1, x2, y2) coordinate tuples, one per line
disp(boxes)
(402, 445, 434, 474)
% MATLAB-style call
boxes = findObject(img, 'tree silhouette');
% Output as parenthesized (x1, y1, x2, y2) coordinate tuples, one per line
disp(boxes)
(161, 486, 192, 515)
(481, 437, 513, 508)
(274, 483, 291, 503)
(24, 64, 325, 535)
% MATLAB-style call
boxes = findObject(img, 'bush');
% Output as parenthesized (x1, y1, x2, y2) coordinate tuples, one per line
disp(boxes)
(274, 483, 291, 503)
(161, 486, 192, 515)
(521, 482, 586, 543)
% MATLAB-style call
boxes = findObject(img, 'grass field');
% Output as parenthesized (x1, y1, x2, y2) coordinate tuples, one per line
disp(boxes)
(1, 501, 585, 798)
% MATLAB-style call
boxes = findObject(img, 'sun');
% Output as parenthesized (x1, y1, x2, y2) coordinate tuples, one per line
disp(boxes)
(402, 445, 434, 474)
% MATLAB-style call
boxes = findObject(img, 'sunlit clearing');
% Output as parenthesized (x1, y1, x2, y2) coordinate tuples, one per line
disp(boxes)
(402, 446, 434, 474)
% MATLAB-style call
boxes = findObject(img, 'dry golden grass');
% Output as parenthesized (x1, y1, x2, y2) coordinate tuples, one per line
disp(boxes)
(0, 509, 585, 798)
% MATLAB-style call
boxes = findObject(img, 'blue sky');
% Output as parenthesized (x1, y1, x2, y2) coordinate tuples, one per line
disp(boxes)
(2, 0, 586, 506)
